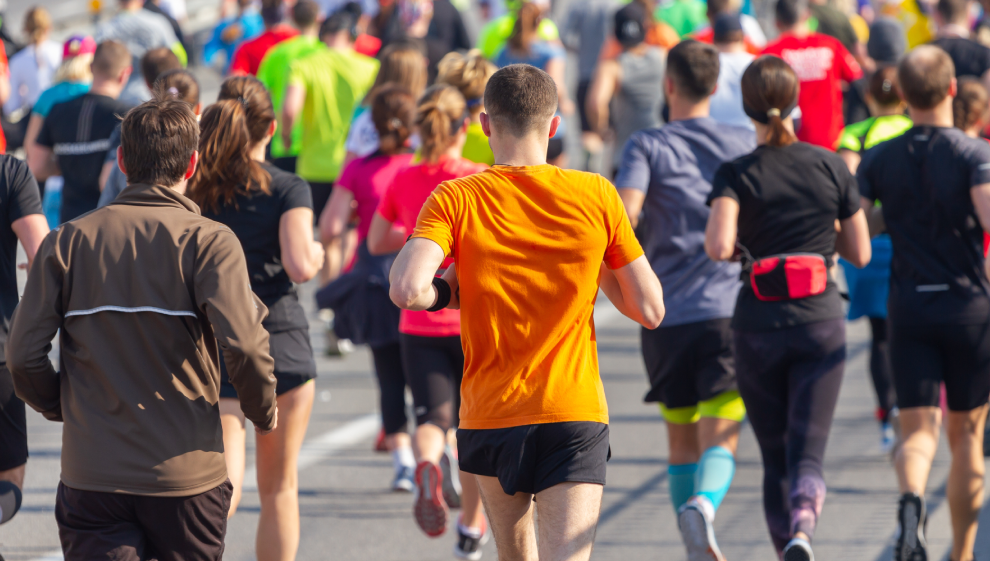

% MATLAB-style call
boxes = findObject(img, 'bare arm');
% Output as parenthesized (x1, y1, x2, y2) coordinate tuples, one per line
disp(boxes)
(598, 256, 664, 329)
(0, 68, 12, 106)
(389, 237, 446, 310)
(859, 196, 886, 238)
(99, 161, 116, 192)
(318, 188, 355, 245)
(281, 83, 305, 150)
(545, 57, 574, 117)
(617, 188, 646, 229)
(27, 144, 57, 183)
(279, 207, 325, 284)
(23, 114, 43, 164)
(12, 214, 50, 270)
(835, 209, 872, 268)
(586, 61, 619, 136)
(839, 149, 861, 175)
(705, 197, 739, 261)
(367, 212, 408, 256)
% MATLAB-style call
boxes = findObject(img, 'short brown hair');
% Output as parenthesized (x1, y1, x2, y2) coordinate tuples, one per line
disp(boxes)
(120, 96, 199, 186)
(666, 40, 720, 102)
(141, 47, 181, 89)
(92, 40, 131, 79)
(898, 45, 954, 110)
(937, 0, 968, 23)
(483, 64, 557, 136)
(741, 55, 800, 147)
(953, 76, 989, 131)
(292, 0, 319, 29)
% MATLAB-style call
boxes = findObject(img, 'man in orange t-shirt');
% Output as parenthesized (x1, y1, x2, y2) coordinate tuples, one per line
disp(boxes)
(389, 65, 665, 560)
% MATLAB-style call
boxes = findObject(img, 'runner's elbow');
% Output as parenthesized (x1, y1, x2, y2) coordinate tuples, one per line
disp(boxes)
(640, 300, 664, 330)
(389, 280, 428, 310)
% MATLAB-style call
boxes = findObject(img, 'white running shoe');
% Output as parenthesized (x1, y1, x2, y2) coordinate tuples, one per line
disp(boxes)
(677, 496, 725, 561)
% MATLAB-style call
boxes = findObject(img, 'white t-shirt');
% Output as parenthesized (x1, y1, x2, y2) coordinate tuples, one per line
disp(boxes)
(157, 0, 187, 21)
(5, 41, 62, 115)
(710, 51, 756, 131)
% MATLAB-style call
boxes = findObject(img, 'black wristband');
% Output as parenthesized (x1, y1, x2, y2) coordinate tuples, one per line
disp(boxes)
(426, 277, 451, 312)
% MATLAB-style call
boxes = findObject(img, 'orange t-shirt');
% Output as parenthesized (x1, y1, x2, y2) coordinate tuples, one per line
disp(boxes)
(411, 165, 644, 430)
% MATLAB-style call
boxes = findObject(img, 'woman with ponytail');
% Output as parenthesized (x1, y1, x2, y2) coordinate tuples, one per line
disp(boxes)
(704, 55, 872, 560)
(317, 85, 418, 493)
(367, 84, 489, 558)
(436, 49, 498, 165)
(188, 75, 324, 561)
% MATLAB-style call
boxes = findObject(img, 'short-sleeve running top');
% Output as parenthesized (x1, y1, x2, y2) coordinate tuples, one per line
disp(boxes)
(335, 151, 415, 242)
(708, 142, 861, 331)
(200, 163, 313, 328)
(411, 165, 644, 430)
(378, 157, 486, 338)
(858, 126, 990, 326)
(0, 156, 42, 362)
(615, 117, 755, 327)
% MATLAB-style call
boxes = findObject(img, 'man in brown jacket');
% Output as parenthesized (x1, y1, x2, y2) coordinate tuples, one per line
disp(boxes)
(7, 95, 278, 560)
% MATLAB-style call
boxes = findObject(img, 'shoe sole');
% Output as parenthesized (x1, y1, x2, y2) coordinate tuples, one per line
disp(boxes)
(440, 452, 462, 509)
(897, 500, 927, 561)
(413, 463, 447, 537)
(678, 505, 725, 561)
(783, 544, 812, 561)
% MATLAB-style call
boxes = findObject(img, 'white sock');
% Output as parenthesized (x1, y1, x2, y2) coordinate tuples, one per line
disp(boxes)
(392, 446, 416, 472)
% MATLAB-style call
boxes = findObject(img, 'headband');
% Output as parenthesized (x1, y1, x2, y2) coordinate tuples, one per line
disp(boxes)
(465, 97, 483, 109)
(743, 98, 798, 124)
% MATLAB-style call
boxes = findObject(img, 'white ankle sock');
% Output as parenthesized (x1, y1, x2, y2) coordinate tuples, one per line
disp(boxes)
(392, 446, 416, 472)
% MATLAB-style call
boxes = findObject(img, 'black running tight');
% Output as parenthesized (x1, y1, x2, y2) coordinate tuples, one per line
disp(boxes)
(370, 342, 408, 435)
(400, 334, 464, 432)
(868, 317, 896, 420)
(734, 318, 846, 553)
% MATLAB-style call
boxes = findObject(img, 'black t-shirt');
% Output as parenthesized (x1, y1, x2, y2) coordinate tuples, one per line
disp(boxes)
(708, 142, 861, 331)
(858, 126, 990, 325)
(0, 157, 42, 362)
(201, 163, 313, 330)
(932, 37, 990, 79)
(36, 93, 133, 223)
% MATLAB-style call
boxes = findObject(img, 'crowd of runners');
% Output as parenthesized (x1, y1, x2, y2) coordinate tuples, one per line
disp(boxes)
(1, 0, 990, 559)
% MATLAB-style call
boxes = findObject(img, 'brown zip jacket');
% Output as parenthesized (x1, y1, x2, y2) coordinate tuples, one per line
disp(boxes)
(7, 183, 277, 497)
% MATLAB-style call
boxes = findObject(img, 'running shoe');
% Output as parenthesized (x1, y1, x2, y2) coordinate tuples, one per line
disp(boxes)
(880, 421, 896, 454)
(895, 492, 928, 561)
(413, 461, 448, 537)
(677, 496, 725, 561)
(393, 465, 415, 493)
(374, 428, 388, 452)
(783, 537, 814, 561)
(440, 445, 463, 509)
(453, 517, 490, 560)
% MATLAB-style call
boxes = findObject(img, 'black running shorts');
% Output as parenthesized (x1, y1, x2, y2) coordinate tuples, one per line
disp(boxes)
(890, 320, 990, 411)
(0, 364, 27, 471)
(220, 327, 316, 398)
(641, 318, 736, 409)
(457, 421, 609, 496)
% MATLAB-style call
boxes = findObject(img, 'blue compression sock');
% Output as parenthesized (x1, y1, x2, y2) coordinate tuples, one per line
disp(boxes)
(695, 446, 736, 511)
(668, 463, 697, 512)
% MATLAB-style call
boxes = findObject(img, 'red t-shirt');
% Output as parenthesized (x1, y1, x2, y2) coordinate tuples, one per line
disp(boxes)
(762, 32, 862, 149)
(335, 152, 415, 242)
(376, 156, 487, 337)
(230, 25, 298, 76)
(693, 27, 762, 55)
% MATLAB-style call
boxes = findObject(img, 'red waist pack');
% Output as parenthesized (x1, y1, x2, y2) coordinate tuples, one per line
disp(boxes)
(749, 253, 828, 302)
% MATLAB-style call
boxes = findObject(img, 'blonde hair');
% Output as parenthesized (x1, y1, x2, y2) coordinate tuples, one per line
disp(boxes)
(417, 85, 467, 164)
(23, 7, 51, 44)
(53, 53, 94, 84)
(366, 43, 428, 103)
(436, 50, 497, 115)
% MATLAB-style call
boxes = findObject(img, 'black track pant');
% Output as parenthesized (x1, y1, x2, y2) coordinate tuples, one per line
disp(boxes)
(734, 318, 846, 553)
(371, 342, 408, 435)
(868, 317, 896, 420)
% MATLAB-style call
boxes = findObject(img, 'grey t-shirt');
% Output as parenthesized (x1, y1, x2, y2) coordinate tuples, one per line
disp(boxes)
(562, 0, 620, 81)
(614, 117, 756, 327)
(95, 9, 178, 103)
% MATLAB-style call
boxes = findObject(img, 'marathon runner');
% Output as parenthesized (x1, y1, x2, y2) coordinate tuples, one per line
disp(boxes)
(368, 84, 488, 558)
(614, 40, 755, 561)
(435, 50, 498, 165)
(389, 64, 664, 561)
(857, 46, 990, 561)
(705, 55, 871, 561)
(836, 66, 912, 453)
(8, 94, 278, 560)
(0, 155, 49, 526)
(189, 76, 325, 561)
(318, 85, 417, 493)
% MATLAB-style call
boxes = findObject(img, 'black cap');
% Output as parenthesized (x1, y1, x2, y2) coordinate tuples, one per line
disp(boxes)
(868, 17, 907, 65)
(615, 3, 648, 48)
(713, 12, 744, 43)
